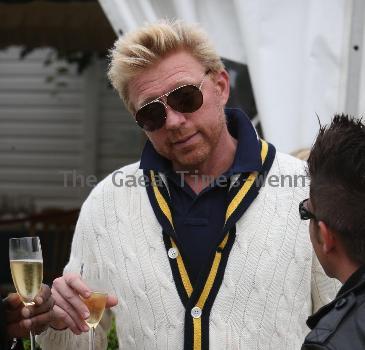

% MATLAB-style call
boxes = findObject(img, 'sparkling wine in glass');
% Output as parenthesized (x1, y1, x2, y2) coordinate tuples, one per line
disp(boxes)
(80, 263, 109, 350)
(82, 292, 107, 328)
(9, 237, 43, 350)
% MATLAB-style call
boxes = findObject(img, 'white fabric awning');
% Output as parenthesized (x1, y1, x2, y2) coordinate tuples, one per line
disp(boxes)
(99, 0, 365, 153)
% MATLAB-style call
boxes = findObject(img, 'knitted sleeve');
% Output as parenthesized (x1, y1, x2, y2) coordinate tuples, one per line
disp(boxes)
(36, 188, 113, 349)
(310, 251, 341, 313)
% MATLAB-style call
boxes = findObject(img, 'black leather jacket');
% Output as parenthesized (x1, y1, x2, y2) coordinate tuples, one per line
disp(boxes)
(302, 265, 365, 350)
(0, 298, 10, 350)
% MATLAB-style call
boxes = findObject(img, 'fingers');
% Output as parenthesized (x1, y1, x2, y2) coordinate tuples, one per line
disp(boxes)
(51, 275, 91, 333)
(29, 309, 55, 335)
(21, 306, 31, 319)
(4, 294, 24, 324)
(106, 295, 118, 308)
(4, 293, 22, 310)
(22, 293, 55, 319)
(64, 273, 91, 298)
(34, 283, 52, 305)
(10, 308, 54, 336)
(52, 287, 89, 333)
(51, 305, 84, 335)
(53, 275, 91, 318)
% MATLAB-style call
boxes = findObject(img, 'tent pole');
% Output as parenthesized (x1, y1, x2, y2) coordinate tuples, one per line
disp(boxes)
(345, 0, 365, 115)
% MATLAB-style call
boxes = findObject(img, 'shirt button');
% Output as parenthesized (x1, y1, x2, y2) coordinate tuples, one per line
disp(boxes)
(168, 247, 179, 259)
(191, 306, 202, 319)
(335, 298, 347, 309)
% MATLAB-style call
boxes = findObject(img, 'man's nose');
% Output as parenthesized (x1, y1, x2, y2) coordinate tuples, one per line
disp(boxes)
(164, 106, 187, 130)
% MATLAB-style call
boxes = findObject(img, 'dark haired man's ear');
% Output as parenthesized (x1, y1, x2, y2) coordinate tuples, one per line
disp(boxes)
(318, 221, 336, 254)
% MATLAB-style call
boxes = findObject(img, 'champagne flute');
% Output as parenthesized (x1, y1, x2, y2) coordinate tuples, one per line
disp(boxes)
(9, 237, 43, 350)
(80, 263, 109, 350)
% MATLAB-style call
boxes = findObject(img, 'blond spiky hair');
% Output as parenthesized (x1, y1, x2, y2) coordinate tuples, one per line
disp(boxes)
(107, 19, 224, 113)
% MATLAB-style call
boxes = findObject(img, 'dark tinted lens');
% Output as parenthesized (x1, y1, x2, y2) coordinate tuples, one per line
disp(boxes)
(167, 85, 203, 113)
(299, 199, 314, 220)
(135, 102, 166, 131)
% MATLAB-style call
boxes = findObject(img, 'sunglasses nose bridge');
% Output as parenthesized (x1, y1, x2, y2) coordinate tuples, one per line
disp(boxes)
(157, 92, 176, 115)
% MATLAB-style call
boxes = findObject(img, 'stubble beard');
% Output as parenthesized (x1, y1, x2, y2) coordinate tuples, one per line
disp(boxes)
(172, 110, 226, 171)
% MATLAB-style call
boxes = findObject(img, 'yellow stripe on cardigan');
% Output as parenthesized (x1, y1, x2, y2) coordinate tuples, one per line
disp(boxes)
(260, 139, 268, 163)
(193, 254, 219, 350)
(192, 232, 229, 350)
(225, 140, 269, 224)
(193, 318, 202, 350)
(150, 171, 194, 296)
(195, 232, 229, 310)
(219, 232, 229, 250)
(150, 171, 174, 228)
(170, 238, 193, 297)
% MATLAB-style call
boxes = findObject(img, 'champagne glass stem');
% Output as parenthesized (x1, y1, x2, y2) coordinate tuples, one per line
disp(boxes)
(89, 327, 96, 350)
(30, 330, 35, 350)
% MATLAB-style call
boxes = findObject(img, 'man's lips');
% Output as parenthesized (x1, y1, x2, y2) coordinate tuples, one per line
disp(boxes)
(172, 132, 198, 144)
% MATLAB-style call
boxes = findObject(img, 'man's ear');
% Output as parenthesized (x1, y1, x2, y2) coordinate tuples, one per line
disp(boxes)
(214, 69, 230, 105)
(318, 221, 336, 254)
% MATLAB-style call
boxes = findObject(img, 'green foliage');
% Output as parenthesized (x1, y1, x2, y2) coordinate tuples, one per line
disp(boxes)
(22, 339, 40, 350)
(22, 318, 118, 349)
(107, 317, 119, 350)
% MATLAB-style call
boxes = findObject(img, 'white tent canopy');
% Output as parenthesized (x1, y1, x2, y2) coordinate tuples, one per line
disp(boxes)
(99, 0, 365, 153)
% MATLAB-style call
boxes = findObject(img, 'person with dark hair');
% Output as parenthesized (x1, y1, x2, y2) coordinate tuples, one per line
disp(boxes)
(0, 285, 55, 349)
(301, 114, 365, 349)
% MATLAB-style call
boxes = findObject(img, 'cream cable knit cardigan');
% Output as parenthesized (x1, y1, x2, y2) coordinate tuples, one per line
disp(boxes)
(37, 153, 339, 349)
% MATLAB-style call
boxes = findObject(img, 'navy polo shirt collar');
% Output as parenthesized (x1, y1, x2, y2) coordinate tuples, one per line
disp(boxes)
(139, 108, 262, 175)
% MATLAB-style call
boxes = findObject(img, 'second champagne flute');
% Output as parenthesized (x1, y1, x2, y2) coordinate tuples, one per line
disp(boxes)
(80, 263, 110, 350)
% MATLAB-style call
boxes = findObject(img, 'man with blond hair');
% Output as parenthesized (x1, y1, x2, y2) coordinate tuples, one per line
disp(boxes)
(37, 20, 338, 349)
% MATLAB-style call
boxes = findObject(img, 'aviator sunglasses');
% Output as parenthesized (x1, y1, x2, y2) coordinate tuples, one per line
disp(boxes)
(134, 70, 211, 131)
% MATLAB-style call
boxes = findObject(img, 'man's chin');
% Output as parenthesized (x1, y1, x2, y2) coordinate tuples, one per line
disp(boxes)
(173, 151, 209, 171)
